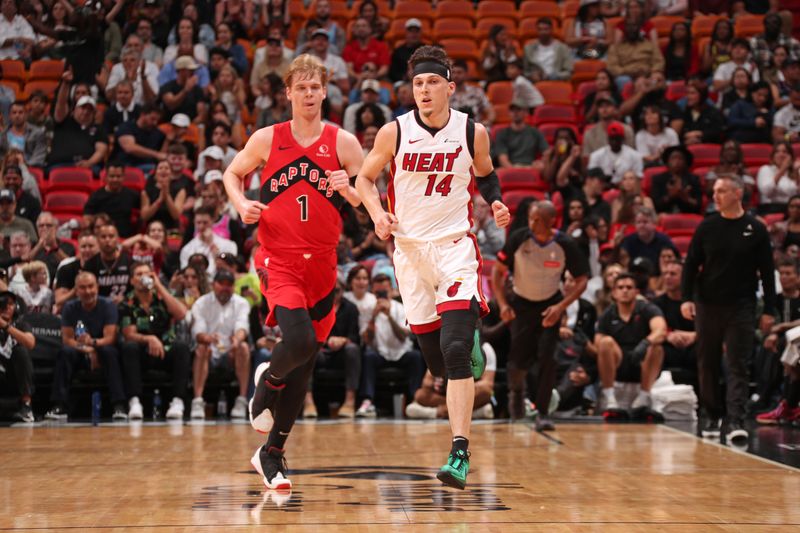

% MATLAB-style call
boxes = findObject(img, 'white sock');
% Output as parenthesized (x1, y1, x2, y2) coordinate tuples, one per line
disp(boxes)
(603, 387, 618, 407)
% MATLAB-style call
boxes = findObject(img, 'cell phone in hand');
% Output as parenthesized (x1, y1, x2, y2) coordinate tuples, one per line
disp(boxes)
(375, 290, 388, 299)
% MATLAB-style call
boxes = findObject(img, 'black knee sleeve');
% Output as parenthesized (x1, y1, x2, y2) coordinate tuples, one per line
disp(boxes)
(440, 302, 479, 380)
(273, 306, 318, 364)
(417, 330, 446, 377)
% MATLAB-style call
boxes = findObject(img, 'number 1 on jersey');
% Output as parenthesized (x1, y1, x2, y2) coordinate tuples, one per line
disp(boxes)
(297, 194, 308, 221)
(424, 174, 453, 197)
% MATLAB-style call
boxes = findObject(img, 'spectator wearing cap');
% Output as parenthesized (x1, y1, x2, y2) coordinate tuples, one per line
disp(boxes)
(0, 190, 36, 244)
(141, 146, 196, 231)
(389, 18, 423, 82)
(650, 145, 703, 214)
(343, 17, 390, 84)
(30, 212, 74, 281)
(84, 161, 142, 238)
(308, 27, 350, 94)
(343, 80, 393, 135)
(0, 0, 34, 61)
(450, 60, 495, 126)
(250, 37, 292, 97)
(213, 22, 248, 76)
(158, 56, 207, 121)
(2, 164, 40, 225)
(47, 72, 109, 174)
(582, 98, 635, 157)
(113, 104, 168, 173)
(164, 113, 199, 162)
(189, 269, 251, 420)
(106, 40, 160, 107)
(713, 38, 760, 92)
(587, 121, 643, 185)
(0, 101, 47, 167)
(607, 19, 665, 90)
(773, 86, 800, 143)
(102, 80, 141, 141)
(523, 17, 573, 82)
(0, 290, 35, 422)
(194, 146, 225, 181)
(750, 14, 800, 76)
(494, 100, 549, 169)
(179, 206, 237, 278)
(621, 206, 677, 267)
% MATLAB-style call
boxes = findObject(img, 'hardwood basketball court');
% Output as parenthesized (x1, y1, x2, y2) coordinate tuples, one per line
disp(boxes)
(1, 420, 798, 531)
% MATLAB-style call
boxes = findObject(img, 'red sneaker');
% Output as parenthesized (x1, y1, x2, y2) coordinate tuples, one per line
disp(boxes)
(784, 405, 800, 424)
(756, 400, 789, 425)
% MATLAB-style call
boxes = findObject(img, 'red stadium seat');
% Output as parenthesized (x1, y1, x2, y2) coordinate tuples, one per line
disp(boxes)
(659, 213, 703, 237)
(486, 81, 514, 105)
(434, 1, 476, 22)
(650, 16, 684, 38)
(478, 1, 519, 21)
(571, 59, 606, 86)
(763, 213, 784, 227)
(518, 1, 561, 20)
(532, 104, 577, 126)
(44, 191, 90, 216)
(672, 235, 692, 255)
(535, 81, 574, 105)
(502, 189, 546, 215)
(641, 166, 666, 196)
(740, 143, 773, 167)
(28, 59, 65, 81)
(665, 80, 687, 102)
(691, 15, 725, 39)
(497, 167, 547, 192)
(433, 18, 475, 41)
(28, 167, 46, 195)
(602, 188, 620, 203)
(0, 59, 25, 83)
(46, 167, 95, 194)
(734, 14, 765, 38)
(686, 144, 722, 168)
(394, 1, 434, 22)
(475, 18, 517, 41)
(439, 38, 480, 61)
(575, 81, 597, 104)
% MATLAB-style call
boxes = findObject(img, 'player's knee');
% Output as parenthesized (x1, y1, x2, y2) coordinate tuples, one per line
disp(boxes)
(441, 338, 472, 380)
(283, 324, 318, 361)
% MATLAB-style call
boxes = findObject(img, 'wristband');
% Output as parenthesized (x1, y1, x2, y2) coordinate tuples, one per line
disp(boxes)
(476, 170, 502, 205)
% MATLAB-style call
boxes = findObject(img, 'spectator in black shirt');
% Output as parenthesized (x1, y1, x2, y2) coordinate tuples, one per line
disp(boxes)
(650, 145, 703, 214)
(680, 78, 725, 145)
(114, 103, 167, 172)
(83, 224, 132, 304)
(652, 260, 696, 380)
(388, 18, 423, 82)
(84, 162, 142, 239)
(47, 69, 108, 174)
(158, 55, 206, 121)
(682, 174, 776, 444)
(596, 273, 667, 419)
(30, 212, 74, 281)
(54, 232, 99, 312)
(2, 164, 40, 225)
(102, 80, 140, 141)
(621, 207, 677, 266)
(0, 291, 35, 422)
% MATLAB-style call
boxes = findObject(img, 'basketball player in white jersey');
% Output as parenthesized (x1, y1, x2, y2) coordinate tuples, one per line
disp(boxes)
(356, 45, 510, 490)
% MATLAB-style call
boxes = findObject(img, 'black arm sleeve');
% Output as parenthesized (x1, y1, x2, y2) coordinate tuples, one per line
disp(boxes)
(476, 170, 502, 205)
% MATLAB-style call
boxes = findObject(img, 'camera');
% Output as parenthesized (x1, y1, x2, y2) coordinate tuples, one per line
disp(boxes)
(375, 289, 388, 299)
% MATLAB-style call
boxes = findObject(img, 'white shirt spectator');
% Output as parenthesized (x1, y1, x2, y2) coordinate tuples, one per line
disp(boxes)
(713, 60, 760, 84)
(179, 234, 237, 277)
(320, 53, 348, 86)
(0, 13, 35, 60)
(344, 290, 377, 335)
(757, 164, 799, 206)
(774, 104, 800, 135)
(374, 299, 412, 362)
(106, 61, 160, 106)
(191, 292, 250, 358)
(12, 283, 53, 314)
(513, 75, 544, 109)
(532, 43, 557, 78)
(588, 145, 644, 184)
(635, 128, 680, 159)
(163, 43, 208, 65)
(142, 42, 164, 67)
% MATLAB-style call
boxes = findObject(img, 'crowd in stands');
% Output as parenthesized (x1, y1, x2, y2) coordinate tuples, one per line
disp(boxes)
(1, 0, 800, 431)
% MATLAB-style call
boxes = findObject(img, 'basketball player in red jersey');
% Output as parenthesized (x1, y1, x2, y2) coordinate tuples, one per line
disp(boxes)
(356, 46, 510, 489)
(223, 55, 363, 491)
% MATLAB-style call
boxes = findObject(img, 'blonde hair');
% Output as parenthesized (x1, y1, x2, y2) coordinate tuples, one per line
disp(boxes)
(284, 54, 329, 88)
(22, 261, 47, 284)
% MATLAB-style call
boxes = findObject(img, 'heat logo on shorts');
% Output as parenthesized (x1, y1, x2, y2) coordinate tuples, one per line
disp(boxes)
(446, 281, 462, 297)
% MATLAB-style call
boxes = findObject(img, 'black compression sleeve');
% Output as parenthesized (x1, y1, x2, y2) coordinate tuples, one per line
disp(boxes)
(476, 170, 502, 205)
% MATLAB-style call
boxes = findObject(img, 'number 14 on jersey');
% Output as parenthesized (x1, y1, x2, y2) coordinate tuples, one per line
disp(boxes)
(424, 174, 453, 197)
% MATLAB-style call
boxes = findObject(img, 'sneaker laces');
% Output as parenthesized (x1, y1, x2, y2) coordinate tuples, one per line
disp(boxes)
(447, 449, 470, 469)
(264, 446, 289, 480)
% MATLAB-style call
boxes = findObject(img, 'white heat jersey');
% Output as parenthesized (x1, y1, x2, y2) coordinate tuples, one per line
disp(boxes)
(390, 109, 475, 242)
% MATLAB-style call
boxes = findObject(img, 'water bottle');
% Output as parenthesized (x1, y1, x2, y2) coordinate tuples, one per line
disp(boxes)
(217, 390, 228, 418)
(152, 389, 162, 420)
(75, 320, 86, 349)
(91, 391, 101, 425)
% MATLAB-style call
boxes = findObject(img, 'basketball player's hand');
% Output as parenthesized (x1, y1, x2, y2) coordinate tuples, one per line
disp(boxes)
(236, 198, 269, 225)
(374, 212, 398, 240)
(325, 169, 350, 192)
(680, 301, 696, 321)
(491, 201, 510, 228)
(500, 304, 516, 323)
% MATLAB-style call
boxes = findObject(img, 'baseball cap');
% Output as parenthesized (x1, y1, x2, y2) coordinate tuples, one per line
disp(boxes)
(361, 79, 380, 93)
(312, 28, 330, 40)
(175, 55, 199, 70)
(76, 95, 96, 108)
(201, 146, 224, 161)
(405, 18, 422, 29)
(214, 269, 235, 283)
(606, 121, 625, 138)
(170, 113, 190, 128)
(204, 169, 224, 184)
(0, 189, 15, 203)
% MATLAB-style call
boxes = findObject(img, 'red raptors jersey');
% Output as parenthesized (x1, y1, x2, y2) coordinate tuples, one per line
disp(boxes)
(258, 122, 346, 254)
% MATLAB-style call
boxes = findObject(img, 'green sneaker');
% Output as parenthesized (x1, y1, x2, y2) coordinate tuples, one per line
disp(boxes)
(436, 449, 470, 490)
(470, 329, 485, 380)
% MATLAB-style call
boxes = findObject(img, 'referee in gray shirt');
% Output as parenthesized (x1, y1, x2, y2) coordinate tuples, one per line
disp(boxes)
(492, 201, 589, 430)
